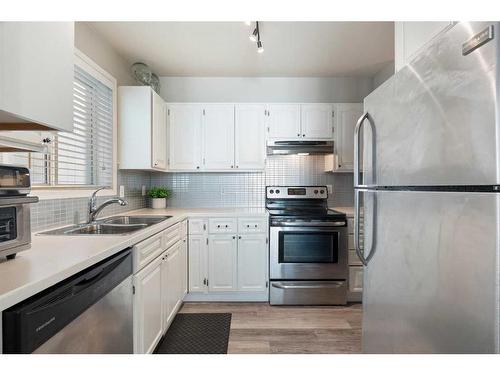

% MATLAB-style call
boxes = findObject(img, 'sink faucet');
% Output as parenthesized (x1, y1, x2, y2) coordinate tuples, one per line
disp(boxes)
(88, 187, 128, 223)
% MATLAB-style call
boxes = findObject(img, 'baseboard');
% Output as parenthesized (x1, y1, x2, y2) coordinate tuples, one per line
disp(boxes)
(184, 291, 269, 302)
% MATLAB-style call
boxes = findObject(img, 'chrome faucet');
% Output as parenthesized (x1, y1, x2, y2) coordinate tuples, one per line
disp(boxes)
(88, 187, 128, 223)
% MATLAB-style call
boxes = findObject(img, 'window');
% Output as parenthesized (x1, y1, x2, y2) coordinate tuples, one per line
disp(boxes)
(1, 52, 116, 192)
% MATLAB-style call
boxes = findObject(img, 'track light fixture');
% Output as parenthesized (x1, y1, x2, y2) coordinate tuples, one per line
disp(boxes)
(249, 28, 258, 42)
(248, 21, 264, 54)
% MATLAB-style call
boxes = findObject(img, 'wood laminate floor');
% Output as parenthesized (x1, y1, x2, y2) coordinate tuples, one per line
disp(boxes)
(179, 302, 362, 354)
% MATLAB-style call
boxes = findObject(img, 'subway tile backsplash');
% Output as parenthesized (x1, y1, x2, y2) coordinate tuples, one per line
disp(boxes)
(30, 170, 150, 232)
(151, 155, 354, 209)
(29, 156, 354, 232)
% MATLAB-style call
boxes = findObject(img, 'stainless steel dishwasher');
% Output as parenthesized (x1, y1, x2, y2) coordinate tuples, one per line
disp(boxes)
(2, 249, 133, 354)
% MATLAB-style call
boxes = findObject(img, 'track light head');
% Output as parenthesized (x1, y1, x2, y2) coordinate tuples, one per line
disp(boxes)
(257, 40, 264, 54)
(249, 28, 258, 42)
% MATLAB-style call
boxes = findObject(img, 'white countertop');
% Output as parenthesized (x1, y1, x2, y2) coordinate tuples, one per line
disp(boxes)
(0, 207, 267, 311)
(331, 206, 354, 217)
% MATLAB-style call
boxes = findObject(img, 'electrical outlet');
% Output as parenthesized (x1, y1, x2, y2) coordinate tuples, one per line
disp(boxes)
(142, 185, 146, 196)
(326, 185, 333, 195)
(119, 185, 125, 198)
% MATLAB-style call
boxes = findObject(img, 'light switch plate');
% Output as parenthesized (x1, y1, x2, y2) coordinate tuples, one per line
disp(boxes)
(326, 185, 333, 194)
(119, 185, 125, 198)
(142, 185, 146, 196)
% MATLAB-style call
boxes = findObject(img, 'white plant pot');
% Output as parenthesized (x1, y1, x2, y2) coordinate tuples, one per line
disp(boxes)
(151, 198, 166, 209)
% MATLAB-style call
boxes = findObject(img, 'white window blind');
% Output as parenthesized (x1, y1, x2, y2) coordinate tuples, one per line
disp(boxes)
(2, 64, 114, 188)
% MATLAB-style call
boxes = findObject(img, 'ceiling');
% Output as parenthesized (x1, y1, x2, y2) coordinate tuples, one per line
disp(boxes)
(87, 22, 394, 77)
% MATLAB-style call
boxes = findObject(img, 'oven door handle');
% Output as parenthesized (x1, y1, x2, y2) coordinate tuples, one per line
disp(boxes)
(271, 281, 345, 290)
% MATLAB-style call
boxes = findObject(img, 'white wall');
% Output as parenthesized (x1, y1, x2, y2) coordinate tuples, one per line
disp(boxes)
(75, 23, 134, 86)
(159, 76, 373, 103)
(372, 62, 395, 90)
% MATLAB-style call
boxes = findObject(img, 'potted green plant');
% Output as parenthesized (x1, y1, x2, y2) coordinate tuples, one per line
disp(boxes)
(147, 187, 172, 209)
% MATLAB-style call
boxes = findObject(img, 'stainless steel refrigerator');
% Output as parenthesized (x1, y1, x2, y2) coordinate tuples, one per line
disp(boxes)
(354, 21, 500, 353)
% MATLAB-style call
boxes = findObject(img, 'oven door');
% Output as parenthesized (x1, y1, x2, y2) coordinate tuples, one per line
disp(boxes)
(270, 225, 348, 280)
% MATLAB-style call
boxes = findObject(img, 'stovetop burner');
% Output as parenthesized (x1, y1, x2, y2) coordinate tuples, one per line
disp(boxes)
(265, 186, 346, 221)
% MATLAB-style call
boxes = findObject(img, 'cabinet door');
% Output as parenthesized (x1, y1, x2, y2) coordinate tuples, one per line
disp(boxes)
(208, 234, 237, 292)
(163, 243, 181, 329)
(333, 103, 363, 172)
(235, 104, 266, 170)
(349, 266, 363, 293)
(0, 22, 74, 132)
(300, 104, 334, 139)
(151, 91, 167, 170)
(237, 234, 268, 292)
(0, 130, 49, 153)
(267, 104, 301, 139)
(168, 104, 203, 170)
(180, 238, 188, 297)
(188, 234, 208, 292)
(202, 104, 235, 170)
(133, 257, 163, 354)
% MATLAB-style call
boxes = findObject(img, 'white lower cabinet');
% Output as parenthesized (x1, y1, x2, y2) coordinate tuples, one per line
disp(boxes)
(187, 216, 269, 300)
(188, 234, 208, 293)
(162, 242, 182, 329)
(133, 255, 163, 354)
(133, 220, 188, 354)
(208, 234, 238, 292)
(237, 234, 268, 292)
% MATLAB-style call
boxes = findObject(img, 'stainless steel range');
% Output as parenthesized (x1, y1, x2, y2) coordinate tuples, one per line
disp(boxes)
(266, 186, 348, 305)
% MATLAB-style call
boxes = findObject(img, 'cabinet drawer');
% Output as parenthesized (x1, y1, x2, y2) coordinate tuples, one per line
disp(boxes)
(133, 231, 164, 272)
(209, 218, 237, 233)
(189, 219, 206, 235)
(348, 249, 363, 266)
(164, 222, 181, 250)
(238, 217, 267, 233)
(349, 266, 364, 293)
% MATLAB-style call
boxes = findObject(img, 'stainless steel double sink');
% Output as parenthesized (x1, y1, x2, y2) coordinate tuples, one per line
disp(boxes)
(39, 215, 172, 236)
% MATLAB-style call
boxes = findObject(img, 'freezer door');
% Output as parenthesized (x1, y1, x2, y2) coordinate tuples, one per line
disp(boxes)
(359, 22, 500, 187)
(360, 190, 499, 353)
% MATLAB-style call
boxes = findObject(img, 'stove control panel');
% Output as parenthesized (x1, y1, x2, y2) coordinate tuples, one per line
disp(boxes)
(266, 186, 328, 199)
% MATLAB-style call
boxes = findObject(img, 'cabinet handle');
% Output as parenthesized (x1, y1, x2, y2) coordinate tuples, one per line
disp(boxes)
(231, 165, 234, 168)
(297, 133, 300, 137)
(225, 224, 228, 228)
(238, 236, 242, 239)
(236, 165, 239, 168)
(42, 137, 52, 144)
(232, 236, 236, 239)
(246, 224, 250, 227)
(302, 134, 306, 137)
(196, 166, 200, 169)
(203, 223, 206, 231)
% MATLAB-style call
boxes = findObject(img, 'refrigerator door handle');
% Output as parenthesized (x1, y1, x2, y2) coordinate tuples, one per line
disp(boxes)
(354, 189, 377, 267)
(354, 111, 376, 187)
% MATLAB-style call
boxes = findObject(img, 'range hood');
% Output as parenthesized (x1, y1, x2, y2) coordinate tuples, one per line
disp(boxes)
(266, 140, 334, 155)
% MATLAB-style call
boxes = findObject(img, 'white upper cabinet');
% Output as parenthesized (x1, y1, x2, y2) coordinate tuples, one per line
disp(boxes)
(267, 104, 301, 139)
(0, 22, 74, 132)
(325, 103, 363, 173)
(395, 22, 455, 71)
(235, 104, 266, 170)
(119, 86, 168, 171)
(152, 92, 167, 170)
(168, 104, 203, 171)
(202, 104, 235, 170)
(300, 104, 334, 139)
